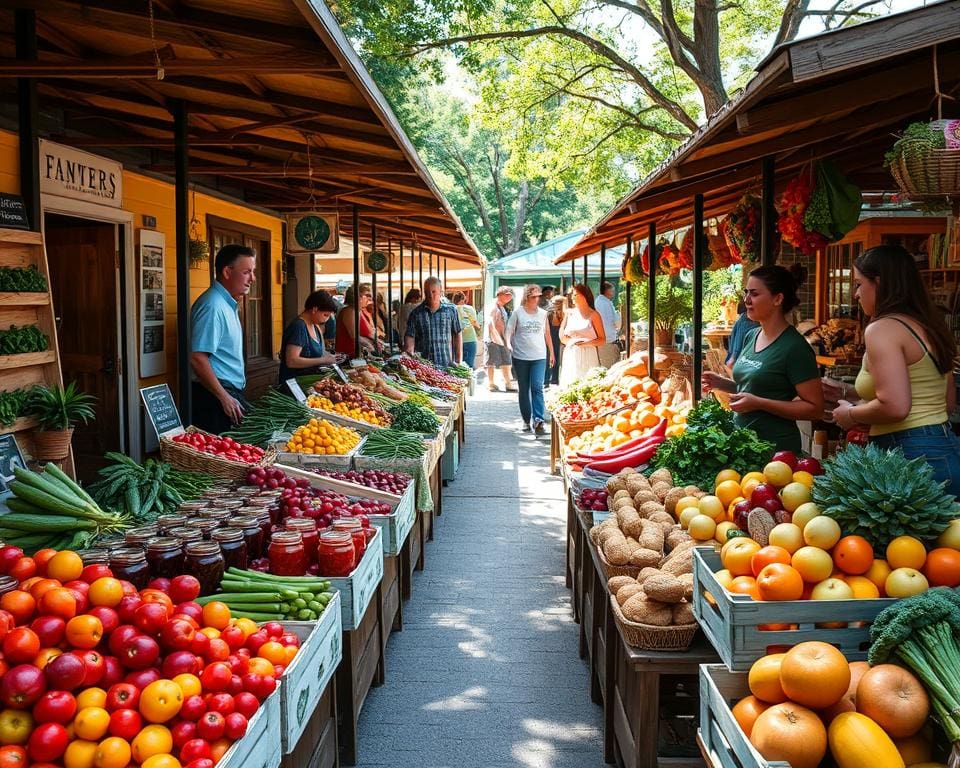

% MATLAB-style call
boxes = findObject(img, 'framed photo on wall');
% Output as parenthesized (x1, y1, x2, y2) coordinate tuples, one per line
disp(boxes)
(138, 230, 166, 377)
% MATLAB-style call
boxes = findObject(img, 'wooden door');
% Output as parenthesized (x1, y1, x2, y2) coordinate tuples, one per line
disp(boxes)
(44, 221, 120, 481)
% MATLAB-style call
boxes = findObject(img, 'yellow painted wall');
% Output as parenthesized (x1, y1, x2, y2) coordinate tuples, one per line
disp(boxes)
(0, 129, 283, 400)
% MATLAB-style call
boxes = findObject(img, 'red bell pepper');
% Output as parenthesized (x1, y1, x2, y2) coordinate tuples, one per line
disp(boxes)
(584, 436, 665, 473)
(575, 418, 668, 461)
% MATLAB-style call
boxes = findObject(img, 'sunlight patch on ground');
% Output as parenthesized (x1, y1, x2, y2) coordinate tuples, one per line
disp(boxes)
(431, 609, 507, 661)
(522, 719, 603, 741)
(423, 686, 488, 712)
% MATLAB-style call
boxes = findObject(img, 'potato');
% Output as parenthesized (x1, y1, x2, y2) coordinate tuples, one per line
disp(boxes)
(606, 477, 628, 494)
(622, 515, 644, 539)
(639, 500, 666, 519)
(607, 575, 637, 593)
(636, 566, 662, 586)
(665, 528, 693, 551)
(651, 481, 673, 501)
(672, 601, 696, 625)
(616, 583, 646, 606)
(626, 474, 651, 494)
(613, 489, 633, 503)
(638, 519, 665, 553)
(612, 496, 637, 512)
(677, 573, 695, 602)
(633, 490, 660, 507)
(661, 546, 695, 576)
(664, 487, 687, 516)
(603, 537, 631, 565)
(622, 595, 672, 626)
(649, 468, 674, 487)
(643, 573, 686, 603)
(628, 547, 661, 568)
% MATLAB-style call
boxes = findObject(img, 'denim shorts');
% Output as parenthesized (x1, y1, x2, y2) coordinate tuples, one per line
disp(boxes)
(870, 422, 960, 499)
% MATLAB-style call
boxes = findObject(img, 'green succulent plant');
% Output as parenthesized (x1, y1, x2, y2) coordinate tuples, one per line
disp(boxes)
(28, 382, 97, 431)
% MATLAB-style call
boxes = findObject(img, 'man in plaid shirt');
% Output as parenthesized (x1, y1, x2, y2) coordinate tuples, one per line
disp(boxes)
(404, 277, 462, 368)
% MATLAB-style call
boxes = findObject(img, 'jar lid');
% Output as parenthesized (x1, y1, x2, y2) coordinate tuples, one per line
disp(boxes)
(331, 518, 362, 530)
(319, 530, 352, 544)
(233, 515, 261, 527)
(285, 518, 317, 531)
(110, 548, 147, 564)
(184, 541, 222, 556)
(270, 530, 303, 546)
(211, 528, 244, 543)
(146, 537, 183, 553)
(168, 527, 204, 542)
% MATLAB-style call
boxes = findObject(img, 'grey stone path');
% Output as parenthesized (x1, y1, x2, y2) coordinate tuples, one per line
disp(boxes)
(355, 385, 604, 767)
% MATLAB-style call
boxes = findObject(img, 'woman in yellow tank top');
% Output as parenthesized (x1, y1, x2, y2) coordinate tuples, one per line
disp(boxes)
(832, 245, 960, 497)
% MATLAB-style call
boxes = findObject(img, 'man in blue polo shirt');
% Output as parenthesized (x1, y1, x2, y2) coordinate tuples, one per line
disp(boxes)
(404, 277, 462, 369)
(190, 244, 255, 433)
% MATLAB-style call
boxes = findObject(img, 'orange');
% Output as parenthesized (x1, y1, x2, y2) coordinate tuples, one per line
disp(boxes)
(209, 738, 232, 762)
(715, 469, 742, 486)
(845, 576, 881, 599)
(46, 551, 83, 583)
(38, 588, 78, 620)
(791, 470, 814, 488)
(131, 724, 173, 764)
(728, 575, 761, 600)
(29, 578, 63, 602)
(257, 641, 288, 665)
(779, 641, 850, 709)
(284, 645, 299, 665)
(34, 647, 63, 669)
(715, 480, 743, 508)
(63, 739, 98, 768)
(246, 657, 275, 677)
(172, 673, 201, 697)
(750, 546, 792, 578)
(87, 578, 123, 608)
(75, 688, 107, 711)
(139, 680, 183, 723)
(74, 707, 111, 741)
(886, 535, 927, 570)
(234, 618, 258, 639)
(140, 756, 182, 768)
(201, 601, 231, 630)
(748, 653, 787, 703)
(732, 695, 770, 738)
(65, 615, 103, 649)
(832, 536, 874, 575)
(93, 736, 131, 768)
(0, 590, 35, 623)
(756, 563, 804, 601)
(922, 547, 960, 587)
(865, 559, 892, 595)
(722, 538, 762, 577)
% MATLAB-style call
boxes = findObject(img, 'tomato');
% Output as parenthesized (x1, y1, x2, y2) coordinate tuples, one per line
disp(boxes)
(169, 576, 201, 604)
(65, 615, 103, 650)
(7, 558, 36, 584)
(199, 662, 232, 693)
(196, 710, 225, 741)
(160, 619, 196, 652)
(232, 692, 258, 719)
(133, 603, 168, 635)
(93, 735, 131, 768)
(26, 722, 68, 762)
(32, 691, 77, 724)
(139, 679, 183, 723)
(224, 711, 248, 739)
(139, 590, 174, 617)
(0, 611, 14, 644)
(80, 564, 113, 584)
(171, 720, 197, 750)
(30, 617, 65, 649)
(0, 745, 27, 768)
(220, 626, 244, 651)
(205, 638, 230, 663)
(105, 683, 140, 712)
(180, 694, 206, 722)
(2, 630, 39, 665)
(86, 607, 119, 636)
(0, 708, 34, 745)
(107, 708, 141, 740)
(206, 693, 234, 715)
(180, 738, 212, 764)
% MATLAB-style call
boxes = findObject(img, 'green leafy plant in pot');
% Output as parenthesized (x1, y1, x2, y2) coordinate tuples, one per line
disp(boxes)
(28, 382, 96, 461)
(632, 277, 693, 347)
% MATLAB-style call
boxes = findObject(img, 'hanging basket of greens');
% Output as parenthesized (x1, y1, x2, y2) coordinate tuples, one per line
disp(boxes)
(885, 120, 960, 199)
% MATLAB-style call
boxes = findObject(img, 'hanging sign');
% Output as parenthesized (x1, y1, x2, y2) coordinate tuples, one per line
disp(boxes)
(140, 384, 184, 440)
(39, 139, 122, 208)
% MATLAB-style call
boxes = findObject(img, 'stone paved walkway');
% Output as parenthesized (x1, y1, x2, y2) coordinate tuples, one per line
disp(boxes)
(355, 385, 604, 767)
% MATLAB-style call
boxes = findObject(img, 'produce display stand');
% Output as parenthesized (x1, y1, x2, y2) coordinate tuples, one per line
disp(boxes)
(0, 228, 71, 473)
(307, 407, 387, 434)
(274, 434, 368, 470)
(281, 683, 339, 768)
(219, 687, 282, 768)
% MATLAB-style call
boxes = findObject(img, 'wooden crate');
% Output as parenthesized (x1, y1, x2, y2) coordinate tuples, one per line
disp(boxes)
(274, 435, 367, 469)
(219, 687, 282, 768)
(699, 664, 789, 768)
(693, 547, 892, 671)
(278, 595, 343, 754)
(280, 682, 337, 768)
(325, 527, 383, 631)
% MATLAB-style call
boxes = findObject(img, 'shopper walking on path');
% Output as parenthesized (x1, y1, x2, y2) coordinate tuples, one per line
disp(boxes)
(190, 244, 254, 434)
(594, 280, 622, 368)
(558, 283, 606, 387)
(453, 292, 481, 369)
(505, 284, 555, 434)
(484, 286, 516, 392)
(404, 277, 463, 369)
(545, 295, 565, 388)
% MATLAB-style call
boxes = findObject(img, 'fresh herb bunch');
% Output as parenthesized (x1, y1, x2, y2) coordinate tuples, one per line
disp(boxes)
(0, 387, 36, 427)
(405, 391, 434, 409)
(446, 363, 472, 380)
(812, 443, 959, 549)
(649, 398, 773, 491)
(0, 266, 47, 292)
(223, 389, 313, 447)
(0, 324, 48, 355)
(387, 400, 440, 433)
(884, 121, 946, 168)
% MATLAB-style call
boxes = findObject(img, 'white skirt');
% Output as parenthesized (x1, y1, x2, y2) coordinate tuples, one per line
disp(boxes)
(559, 343, 604, 387)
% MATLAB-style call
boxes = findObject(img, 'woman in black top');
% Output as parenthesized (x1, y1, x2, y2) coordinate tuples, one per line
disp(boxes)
(278, 291, 343, 385)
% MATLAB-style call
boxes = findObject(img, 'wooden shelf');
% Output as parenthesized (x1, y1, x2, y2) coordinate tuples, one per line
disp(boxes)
(0, 351, 57, 371)
(0, 229, 42, 246)
(0, 416, 37, 436)
(0, 293, 49, 307)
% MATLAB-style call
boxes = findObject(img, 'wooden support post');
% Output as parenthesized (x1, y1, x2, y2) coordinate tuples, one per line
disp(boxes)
(583, 256, 588, 286)
(693, 194, 704, 402)
(761, 156, 777, 266)
(15, 10, 39, 231)
(443, 258, 447, 289)
(370, 223, 378, 342)
(418, 249, 423, 290)
(428, 252, 433, 277)
(647, 224, 657, 367)
(173, 99, 192, 423)
(600, 244, 606, 288)
(386, 238, 393, 354)
(624, 235, 632, 354)
(352, 205, 361, 360)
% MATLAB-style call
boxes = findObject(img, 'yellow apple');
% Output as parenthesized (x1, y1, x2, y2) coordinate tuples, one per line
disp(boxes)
(937, 519, 960, 551)
(675, 496, 701, 519)
(722, 538, 762, 576)
(791, 546, 834, 583)
(803, 515, 841, 549)
(763, 461, 794, 488)
(768, 523, 804, 554)
(885, 567, 929, 598)
(698, 495, 725, 521)
(689, 514, 717, 541)
(780, 482, 812, 513)
(811, 577, 854, 600)
(792, 502, 821, 531)
(679, 507, 700, 529)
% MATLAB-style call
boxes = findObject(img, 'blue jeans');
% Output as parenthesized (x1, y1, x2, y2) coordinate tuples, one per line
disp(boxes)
(871, 422, 960, 498)
(514, 358, 546, 425)
(462, 340, 477, 370)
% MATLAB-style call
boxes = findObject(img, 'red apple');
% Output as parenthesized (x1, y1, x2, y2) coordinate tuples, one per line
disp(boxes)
(87, 607, 120, 637)
(732, 499, 753, 531)
(124, 667, 161, 690)
(73, 650, 105, 687)
(118, 635, 159, 670)
(44, 653, 86, 691)
(761, 497, 783, 514)
(105, 683, 140, 712)
(133, 603, 168, 636)
(100, 656, 124, 688)
(796, 457, 824, 475)
(750, 483, 779, 507)
(108, 708, 142, 740)
(0, 664, 47, 709)
(30, 617, 65, 648)
(771, 450, 798, 470)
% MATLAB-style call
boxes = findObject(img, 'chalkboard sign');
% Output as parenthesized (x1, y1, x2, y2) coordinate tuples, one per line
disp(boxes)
(0, 434, 27, 493)
(0, 194, 29, 230)
(285, 379, 307, 403)
(140, 384, 184, 439)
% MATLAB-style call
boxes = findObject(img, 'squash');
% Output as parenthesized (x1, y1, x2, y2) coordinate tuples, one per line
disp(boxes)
(750, 702, 826, 768)
(856, 664, 929, 738)
(828, 712, 905, 768)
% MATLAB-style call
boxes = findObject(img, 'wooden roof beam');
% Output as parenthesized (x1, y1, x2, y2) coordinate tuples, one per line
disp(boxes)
(143, 164, 418, 177)
(0, 54, 341, 78)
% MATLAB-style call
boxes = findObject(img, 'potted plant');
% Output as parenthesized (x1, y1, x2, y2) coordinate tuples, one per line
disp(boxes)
(28, 382, 96, 462)
(632, 278, 693, 348)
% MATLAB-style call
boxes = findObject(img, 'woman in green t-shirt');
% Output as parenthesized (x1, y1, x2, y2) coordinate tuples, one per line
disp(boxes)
(702, 265, 823, 454)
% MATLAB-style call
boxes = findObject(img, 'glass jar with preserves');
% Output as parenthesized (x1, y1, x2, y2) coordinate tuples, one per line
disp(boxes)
(124, 526, 159, 547)
(211, 528, 248, 571)
(199, 510, 232, 526)
(255, 510, 273, 548)
(236, 486, 259, 497)
(145, 538, 184, 580)
(110, 549, 150, 590)
(317, 531, 356, 577)
(156, 515, 187, 533)
(234, 515, 265, 561)
(185, 519, 218, 540)
(284, 518, 318, 567)
(331, 519, 367, 561)
(268, 531, 307, 576)
(168, 526, 203, 545)
(178, 501, 206, 514)
(77, 549, 110, 567)
(183, 542, 225, 596)
(212, 499, 244, 511)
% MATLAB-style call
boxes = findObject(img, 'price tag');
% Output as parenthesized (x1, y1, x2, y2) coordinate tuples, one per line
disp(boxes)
(331, 365, 349, 383)
(286, 379, 308, 403)
(0, 434, 26, 493)
(140, 384, 184, 440)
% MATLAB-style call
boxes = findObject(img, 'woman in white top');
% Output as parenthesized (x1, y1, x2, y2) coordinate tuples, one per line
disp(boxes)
(558, 283, 607, 387)
(505, 284, 555, 434)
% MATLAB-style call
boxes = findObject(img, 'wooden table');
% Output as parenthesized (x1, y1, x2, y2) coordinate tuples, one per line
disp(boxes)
(336, 584, 385, 766)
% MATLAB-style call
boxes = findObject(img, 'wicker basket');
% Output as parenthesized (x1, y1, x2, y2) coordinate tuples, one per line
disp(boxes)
(609, 595, 699, 651)
(557, 402, 637, 436)
(160, 427, 277, 482)
(889, 148, 960, 198)
(596, 545, 641, 579)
